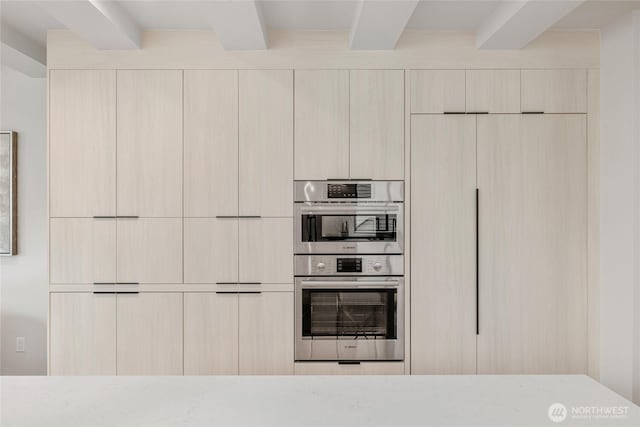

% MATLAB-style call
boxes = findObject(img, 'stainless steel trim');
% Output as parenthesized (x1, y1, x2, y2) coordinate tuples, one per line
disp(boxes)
(299, 280, 399, 289)
(295, 254, 404, 276)
(294, 180, 404, 202)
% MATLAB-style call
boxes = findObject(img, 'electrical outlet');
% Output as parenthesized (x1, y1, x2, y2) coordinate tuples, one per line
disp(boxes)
(16, 337, 25, 353)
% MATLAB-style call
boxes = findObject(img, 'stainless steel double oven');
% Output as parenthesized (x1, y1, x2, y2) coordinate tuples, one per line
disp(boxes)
(294, 181, 405, 362)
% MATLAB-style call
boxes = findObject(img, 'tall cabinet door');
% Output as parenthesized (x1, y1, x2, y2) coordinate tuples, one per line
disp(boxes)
(239, 70, 293, 217)
(49, 70, 116, 217)
(350, 70, 404, 180)
(294, 70, 349, 180)
(50, 293, 116, 375)
(184, 293, 239, 375)
(117, 70, 183, 217)
(411, 115, 477, 374)
(184, 70, 238, 217)
(116, 293, 183, 375)
(239, 292, 294, 375)
(477, 114, 587, 374)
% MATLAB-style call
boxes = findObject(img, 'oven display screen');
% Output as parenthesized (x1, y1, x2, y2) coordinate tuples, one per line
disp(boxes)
(327, 184, 372, 199)
(337, 258, 362, 273)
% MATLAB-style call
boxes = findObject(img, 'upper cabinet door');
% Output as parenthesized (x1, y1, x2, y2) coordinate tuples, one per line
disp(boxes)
(521, 69, 587, 113)
(350, 70, 404, 180)
(50, 70, 116, 217)
(117, 70, 183, 217)
(294, 70, 349, 180)
(50, 218, 116, 284)
(184, 70, 238, 217)
(466, 70, 520, 114)
(477, 115, 587, 374)
(409, 70, 465, 113)
(239, 70, 293, 217)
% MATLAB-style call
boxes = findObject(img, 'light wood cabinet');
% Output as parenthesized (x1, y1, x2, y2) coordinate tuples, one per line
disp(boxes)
(409, 70, 465, 113)
(49, 293, 116, 375)
(239, 218, 293, 284)
(294, 362, 405, 375)
(466, 70, 520, 113)
(410, 115, 477, 374)
(184, 218, 238, 284)
(239, 292, 294, 375)
(49, 70, 116, 217)
(239, 70, 293, 217)
(117, 70, 183, 217)
(117, 218, 183, 284)
(521, 69, 587, 113)
(350, 70, 404, 180)
(184, 292, 239, 375)
(116, 292, 183, 375)
(476, 114, 587, 374)
(294, 70, 349, 180)
(50, 218, 116, 284)
(184, 70, 238, 217)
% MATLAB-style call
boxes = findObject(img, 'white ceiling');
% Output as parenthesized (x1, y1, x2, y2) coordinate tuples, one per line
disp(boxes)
(1, 0, 639, 48)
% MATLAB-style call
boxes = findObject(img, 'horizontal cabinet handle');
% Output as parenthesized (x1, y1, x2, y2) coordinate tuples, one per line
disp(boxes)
(116, 216, 139, 219)
(338, 361, 361, 365)
(93, 282, 116, 285)
(216, 282, 238, 285)
(238, 282, 261, 285)
(215, 291, 238, 294)
(238, 216, 261, 219)
(467, 111, 489, 114)
(117, 292, 140, 295)
(443, 111, 466, 115)
(326, 178, 373, 181)
(93, 216, 116, 219)
(522, 111, 545, 114)
(238, 291, 262, 294)
(117, 282, 139, 285)
(215, 216, 238, 219)
(93, 291, 116, 294)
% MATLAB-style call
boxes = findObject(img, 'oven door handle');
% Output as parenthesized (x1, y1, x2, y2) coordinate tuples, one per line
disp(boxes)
(299, 280, 400, 289)
(299, 205, 399, 214)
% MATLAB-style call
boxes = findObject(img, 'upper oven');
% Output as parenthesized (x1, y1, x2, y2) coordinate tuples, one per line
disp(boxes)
(294, 181, 404, 255)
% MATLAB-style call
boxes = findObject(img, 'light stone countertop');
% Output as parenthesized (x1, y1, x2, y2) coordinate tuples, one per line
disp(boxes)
(1, 375, 638, 427)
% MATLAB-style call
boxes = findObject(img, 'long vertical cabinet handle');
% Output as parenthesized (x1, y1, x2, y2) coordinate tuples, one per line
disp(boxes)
(476, 188, 480, 335)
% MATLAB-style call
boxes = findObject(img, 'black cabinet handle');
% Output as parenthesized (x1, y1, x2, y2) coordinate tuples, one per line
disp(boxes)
(93, 282, 116, 285)
(476, 188, 479, 336)
(117, 282, 139, 285)
(443, 111, 466, 115)
(467, 111, 489, 115)
(238, 282, 261, 285)
(522, 111, 544, 114)
(118, 292, 140, 294)
(215, 216, 238, 219)
(93, 216, 116, 219)
(216, 282, 238, 285)
(93, 291, 116, 294)
(116, 216, 139, 219)
(338, 361, 361, 365)
(237, 216, 261, 219)
(215, 291, 237, 294)
(237, 291, 262, 294)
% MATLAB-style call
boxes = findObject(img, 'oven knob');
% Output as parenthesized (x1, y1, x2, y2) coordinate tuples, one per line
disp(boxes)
(316, 262, 326, 271)
(373, 262, 383, 271)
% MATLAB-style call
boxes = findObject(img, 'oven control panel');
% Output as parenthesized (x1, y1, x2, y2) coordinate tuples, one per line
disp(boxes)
(295, 255, 404, 276)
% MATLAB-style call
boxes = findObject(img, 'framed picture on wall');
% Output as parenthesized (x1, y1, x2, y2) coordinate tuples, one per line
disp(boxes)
(0, 131, 17, 256)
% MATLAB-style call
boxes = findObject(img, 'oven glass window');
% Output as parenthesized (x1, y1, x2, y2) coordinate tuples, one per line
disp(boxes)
(301, 214, 397, 242)
(302, 289, 397, 339)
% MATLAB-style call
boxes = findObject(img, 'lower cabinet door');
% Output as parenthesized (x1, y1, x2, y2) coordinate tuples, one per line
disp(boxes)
(49, 293, 116, 375)
(116, 292, 183, 375)
(294, 362, 405, 375)
(184, 292, 239, 375)
(239, 292, 293, 375)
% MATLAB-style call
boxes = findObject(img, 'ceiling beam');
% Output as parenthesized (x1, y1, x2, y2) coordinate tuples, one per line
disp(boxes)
(477, 0, 585, 49)
(207, 1, 268, 50)
(39, 0, 141, 49)
(0, 24, 46, 78)
(349, 0, 419, 50)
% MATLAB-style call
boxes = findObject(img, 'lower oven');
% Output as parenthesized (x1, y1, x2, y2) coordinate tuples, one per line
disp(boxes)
(295, 272, 404, 362)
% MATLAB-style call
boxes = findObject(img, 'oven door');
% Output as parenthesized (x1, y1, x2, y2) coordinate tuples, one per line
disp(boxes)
(294, 203, 404, 254)
(295, 277, 405, 361)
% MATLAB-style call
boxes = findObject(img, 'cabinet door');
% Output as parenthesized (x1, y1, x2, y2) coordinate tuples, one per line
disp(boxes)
(50, 293, 116, 375)
(521, 69, 587, 113)
(239, 70, 293, 217)
(117, 70, 183, 217)
(184, 292, 239, 375)
(477, 115, 587, 374)
(239, 218, 292, 284)
(409, 70, 465, 113)
(116, 293, 183, 375)
(117, 218, 183, 284)
(184, 218, 238, 284)
(50, 218, 116, 284)
(294, 70, 349, 180)
(466, 70, 520, 113)
(411, 115, 477, 374)
(49, 70, 115, 217)
(350, 70, 404, 180)
(184, 70, 238, 217)
(239, 292, 293, 375)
